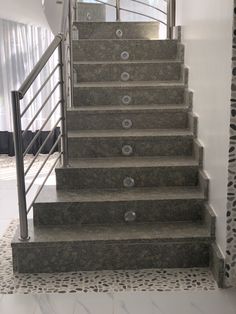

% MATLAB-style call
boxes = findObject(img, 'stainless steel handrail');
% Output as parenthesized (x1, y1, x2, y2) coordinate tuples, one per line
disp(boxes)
(18, 35, 63, 99)
(11, 0, 74, 241)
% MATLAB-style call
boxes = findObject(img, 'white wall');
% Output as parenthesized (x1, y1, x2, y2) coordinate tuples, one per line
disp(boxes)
(43, 0, 63, 35)
(176, 0, 233, 255)
(0, 0, 49, 28)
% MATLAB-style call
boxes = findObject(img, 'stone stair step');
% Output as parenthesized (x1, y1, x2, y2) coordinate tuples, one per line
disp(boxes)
(12, 220, 212, 273)
(67, 105, 189, 130)
(73, 82, 185, 106)
(74, 61, 183, 83)
(55, 156, 199, 190)
(33, 185, 206, 226)
(73, 39, 179, 62)
(74, 22, 161, 40)
(68, 129, 193, 158)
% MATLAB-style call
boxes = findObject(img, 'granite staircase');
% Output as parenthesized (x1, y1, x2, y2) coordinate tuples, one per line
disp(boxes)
(12, 22, 216, 275)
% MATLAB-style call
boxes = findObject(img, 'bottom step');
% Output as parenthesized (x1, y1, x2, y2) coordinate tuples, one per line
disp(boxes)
(12, 220, 212, 273)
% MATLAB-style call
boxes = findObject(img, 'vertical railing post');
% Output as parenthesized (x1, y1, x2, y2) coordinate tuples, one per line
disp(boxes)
(167, 0, 176, 39)
(116, 0, 121, 21)
(69, 0, 74, 109)
(58, 37, 69, 168)
(11, 91, 29, 241)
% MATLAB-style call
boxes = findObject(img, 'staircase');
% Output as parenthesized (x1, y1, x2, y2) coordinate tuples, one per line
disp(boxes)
(12, 22, 216, 274)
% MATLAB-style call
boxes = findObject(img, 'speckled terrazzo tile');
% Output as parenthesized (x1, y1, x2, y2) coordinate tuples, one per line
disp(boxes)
(75, 22, 161, 40)
(67, 106, 188, 130)
(68, 129, 193, 158)
(74, 61, 182, 83)
(73, 83, 185, 106)
(0, 221, 217, 293)
(73, 39, 178, 62)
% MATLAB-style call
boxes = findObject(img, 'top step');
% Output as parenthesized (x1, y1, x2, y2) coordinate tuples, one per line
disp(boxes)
(74, 22, 162, 40)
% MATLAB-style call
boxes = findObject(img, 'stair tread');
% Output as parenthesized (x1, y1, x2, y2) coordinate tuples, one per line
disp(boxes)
(75, 81, 185, 88)
(68, 104, 189, 113)
(68, 129, 193, 138)
(65, 156, 198, 169)
(74, 60, 182, 65)
(74, 39, 177, 42)
(35, 185, 205, 204)
(74, 21, 161, 25)
(12, 220, 211, 245)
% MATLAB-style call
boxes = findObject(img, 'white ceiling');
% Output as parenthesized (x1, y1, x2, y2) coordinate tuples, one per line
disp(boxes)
(0, 0, 49, 28)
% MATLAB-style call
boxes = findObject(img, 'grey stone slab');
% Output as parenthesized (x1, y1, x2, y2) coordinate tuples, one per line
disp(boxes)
(210, 243, 225, 288)
(33, 185, 205, 226)
(67, 107, 188, 130)
(73, 39, 178, 62)
(75, 22, 160, 39)
(74, 61, 182, 83)
(68, 129, 193, 158)
(55, 157, 199, 189)
(73, 83, 185, 106)
(12, 220, 212, 273)
(76, 3, 106, 22)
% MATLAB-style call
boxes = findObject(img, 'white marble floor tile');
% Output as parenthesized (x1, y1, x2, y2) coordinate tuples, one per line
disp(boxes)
(0, 290, 235, 314)
(34, 293, 114, 314)
(0, 294, 38, 314)
(114, 290, 236, 314)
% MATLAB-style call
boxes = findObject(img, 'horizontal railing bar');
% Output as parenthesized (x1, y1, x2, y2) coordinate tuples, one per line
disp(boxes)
(18, 35, 62, 99)
(22, 82, 60, 137)
(24, 117, 62, 176)
(120, 7, 167, 25)
(25, 134, 62, 195)
(23, 99, 61, 156)
(93, 0, 116, 9)
(27, 152, 62, 214)
(129, 0, 167, 15)
(20, 64, 60, 118)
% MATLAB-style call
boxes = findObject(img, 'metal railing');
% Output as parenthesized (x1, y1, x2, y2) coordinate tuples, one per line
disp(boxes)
(78, 0, 176, 38)
(11, 0, 76, 241)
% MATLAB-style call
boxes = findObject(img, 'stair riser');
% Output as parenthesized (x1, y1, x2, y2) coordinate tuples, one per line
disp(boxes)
(73, 40, 178, 62)
(67, 111, 188, 130)
(56, 166, 199, 189)
(33, 199, 204, 226)
(75, 22, 160, 40)
(68, 136, 193, 158)
(12, 242, 210, 273)
(74, 63, 182, 83)
(73, 86, 185, 106)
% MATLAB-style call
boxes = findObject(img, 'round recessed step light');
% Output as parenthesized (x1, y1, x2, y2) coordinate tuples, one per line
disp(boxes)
(122, 119, 133, 129)
(116, 29, 123, 38)
(123, 177, 135, 188)
(124, 210, 137, 222)
(121, 72, 130, 81)
(86, 12, 92, 21)
(121, 51, 130, 60)
(122, 145, 133, 156)
(122, 95, 132, 105)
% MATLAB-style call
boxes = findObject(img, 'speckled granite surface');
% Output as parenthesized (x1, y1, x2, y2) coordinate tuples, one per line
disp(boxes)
(75, 22, 160, 40)
(73, 39, 178, 62)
